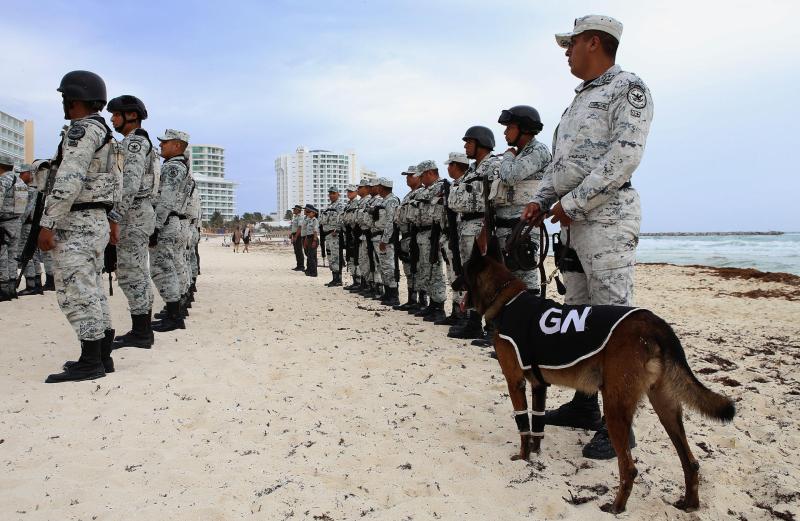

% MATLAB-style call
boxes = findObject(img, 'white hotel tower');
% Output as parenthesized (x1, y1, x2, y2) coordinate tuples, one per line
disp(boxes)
(275, 146, 371, 218)
(188, 144, 237, 222)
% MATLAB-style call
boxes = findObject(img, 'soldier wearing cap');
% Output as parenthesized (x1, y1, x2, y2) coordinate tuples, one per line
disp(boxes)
(371, 177, 400, 306)
(435, 153, 471, 326)
(321, 186, 348, 286)
(105, 95, 160, 349)
(149, 128, 192, 333)
(364, 178, 386, 299)
(38, 70, 122, 382)
(14, 163, 44, 296)
(392, 166, 424, 311)
(341, 185, 360, 289)
(410, 160, 447, 323)
(493, 105, 552, 292)
(0, 161, 29, 300)
(290, 204, 305, 271)
(353, 179, 374, 295)
(302, 204, 319, 277)
(19, 160, 57, 293)
(522, 14, 654, 460)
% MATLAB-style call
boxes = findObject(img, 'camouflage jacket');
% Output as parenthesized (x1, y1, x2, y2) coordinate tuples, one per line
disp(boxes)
(153, 155, 191, 228)
(116, 128, 159, 219)
(320, 196, 347, 234)
(495, 138, 551, 218)
(372, 192, 400, 243)
(532, 64, 653, 223)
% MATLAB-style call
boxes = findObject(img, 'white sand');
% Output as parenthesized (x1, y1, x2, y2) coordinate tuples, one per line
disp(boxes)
(1, 238, 798, 520)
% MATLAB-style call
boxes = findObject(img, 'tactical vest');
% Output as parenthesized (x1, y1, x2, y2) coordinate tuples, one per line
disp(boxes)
(162, 156, 191, 214)
(448, 170, 485, 213)
(13, 176, 28, 215)
(489, 178, 541, 207)
(132, 128, 159, 199)
(68, 117, 123, 206)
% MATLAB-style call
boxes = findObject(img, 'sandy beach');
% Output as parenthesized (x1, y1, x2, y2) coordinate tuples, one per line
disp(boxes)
(1, 238, 798, 521)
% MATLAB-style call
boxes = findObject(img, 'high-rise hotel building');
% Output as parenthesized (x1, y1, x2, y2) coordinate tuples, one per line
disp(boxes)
(274, 146, 368, 218)
(0, 110, 34, 164)
(188, 144, 237, 222)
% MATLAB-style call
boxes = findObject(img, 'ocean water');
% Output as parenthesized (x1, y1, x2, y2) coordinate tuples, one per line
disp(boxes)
(635, 233, 800, 275)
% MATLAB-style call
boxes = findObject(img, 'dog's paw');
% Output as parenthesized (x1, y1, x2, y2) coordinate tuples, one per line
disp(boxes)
(672, 497, 699, 512)
(600, 502, 625, 514)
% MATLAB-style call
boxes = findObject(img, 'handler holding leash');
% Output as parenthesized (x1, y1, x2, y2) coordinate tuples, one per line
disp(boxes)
(522, 15, 654, 459)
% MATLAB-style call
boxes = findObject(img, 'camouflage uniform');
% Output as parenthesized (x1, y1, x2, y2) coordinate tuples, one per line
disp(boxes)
(188, 188, 201, 282)
(341, 194, 361, 283)
(395, 180, 423, 297)
(531, 64, 653, 306)
(181, 179, 199, 294)
(372, 182, 400, 289)
(320, 193, 348, 274)
(18, 181, 42, 278)
(115, 129, 158, 315)
(0, 171, 27, 288)
(150, 154, 191, 303)
(39, 116, 120, 341)
(290, 210, 305, 269)
(413, 175, 447, 305)
(494, 138, 551, 290)
(448, 154, 497, 271)
(176, 176, 196, 296)
(302, 212, 319, 275)
(366, 192, 384, 285)
(355, 193, 373, 284)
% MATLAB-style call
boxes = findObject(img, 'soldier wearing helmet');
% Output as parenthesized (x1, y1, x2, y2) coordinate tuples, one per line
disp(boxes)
(493, 105, 552, 292)
(107, 95, 160, 350)
(40, 70, 123, 383)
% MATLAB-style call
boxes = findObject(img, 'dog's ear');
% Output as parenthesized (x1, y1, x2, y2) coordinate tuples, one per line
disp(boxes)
(486, 235, 504, 263)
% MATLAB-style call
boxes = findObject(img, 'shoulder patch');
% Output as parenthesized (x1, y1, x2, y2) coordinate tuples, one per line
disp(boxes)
(128, 141, 142, 154)
(67, 125, 86, 141)
(627, 85, 647, 109)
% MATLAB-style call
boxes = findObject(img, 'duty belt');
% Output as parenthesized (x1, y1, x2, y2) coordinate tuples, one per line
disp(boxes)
(0, 215, 18, 222)
(370, 230, 383, 238)
(496, 217, 520, 229)
(416, 224, 433, 232)
(134, 194, 152, 200)
(460, 212, 484, 221)
(70, 202, 111, 213)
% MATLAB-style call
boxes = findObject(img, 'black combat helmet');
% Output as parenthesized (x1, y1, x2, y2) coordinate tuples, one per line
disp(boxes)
(107, 95, 148, 120)
(57, 70, 107, 103)
(498, 105, 544, 134)
(462, 126, 495, 150)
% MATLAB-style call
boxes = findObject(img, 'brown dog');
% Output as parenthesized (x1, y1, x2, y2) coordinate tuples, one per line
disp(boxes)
(452, 237, 735, 514)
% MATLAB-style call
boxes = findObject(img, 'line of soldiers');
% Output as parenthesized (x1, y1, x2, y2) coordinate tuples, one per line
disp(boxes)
(0, 70, 202, 383)
(303, 14, 653, 460)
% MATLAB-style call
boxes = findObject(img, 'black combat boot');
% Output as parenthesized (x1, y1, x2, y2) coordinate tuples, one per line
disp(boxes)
(415, 300, 436, 317)
(344, 276, 360, 291)
(113, 313, 154, 349)
(381, 287, 401, 307)
(423, 301, 447, 322)
(43, 274, 56, 291)
(434, 302, 463, 326)
(66, 329, 114, 372)
(325, 272, 337, 287)
(152, 301, 186, 332)
(408, 291, 428, 314)
(8, 278, 18, 299)
(154, 304, 169, 320)
(393, 290, 417, 310)
(184, 291, 192, 309)
(190, 279, 197, 294)
(582, 418, 637, 460)
(17, 275, 44, 296)
(472, 321, 496, 347)
(0, 281, 10, 302)
(47, 339, 106, 383)
(371, 283, 385, 300)
(333, 272, 343, 286)
(544, 391, 604, 431)
(358, 280, 373, 296)
(447, 310, 484, 339)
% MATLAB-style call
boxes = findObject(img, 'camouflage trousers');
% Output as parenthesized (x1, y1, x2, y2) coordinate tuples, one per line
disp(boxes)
(415, 229, 446, 303)
(400, 235, 415, 294)
(0, 217, 20, 280)
(496, 225, 540, 292)
(117, 199, 155, 314)
(369, 234, 383, 284)
(440, 235, 460, 303)
(563, 219, 640, 306)
(150, 216, 182, 302)
(18, 222, 42, 277)
(52, 217, 111, 341)
(372, 239, 397, 289)
(357, 235, 373, 282)
(189, 225, 199, 280)
(177, 219, 191, 294)
(346, 239, 358, 281)
(325, 231, 342, 273)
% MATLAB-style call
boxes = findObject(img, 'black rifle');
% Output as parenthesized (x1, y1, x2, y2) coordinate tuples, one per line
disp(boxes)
(319, 227, 328, 267)
(16, 154, 60, 288)
(352, 226, 361, 270)
(366, 232, 375, 273)
(337, 229, 345, 271)
(409, 224, 419, 278)
(103, 243, 116, 295)
(442, 180, 463, 276)
(390, 224, 401, 282)
(482, 172, 496, 237)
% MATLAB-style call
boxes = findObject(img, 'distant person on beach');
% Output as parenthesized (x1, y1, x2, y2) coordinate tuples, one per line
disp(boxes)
(242, 224, 252, 253)
(232, 226, 242, 253)
(522, 15, 654, 459)
(302, 204, 319, 277)
(290, 204, 304, 271)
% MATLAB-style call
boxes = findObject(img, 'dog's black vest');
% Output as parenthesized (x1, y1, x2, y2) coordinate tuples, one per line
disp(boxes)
(496, 291, 643, 370)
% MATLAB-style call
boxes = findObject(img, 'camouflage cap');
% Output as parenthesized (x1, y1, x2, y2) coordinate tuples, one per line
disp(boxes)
(13, 163, 34, 173)
(416, 160, 437, 174)
(327, 185, 340, 193)
(401, 165, 417, 176)
(304, 204, 318, 214)
(358, 178, 371, 187)
(444, 152, 469, 166)
(555, 15, 623, 48)
(157, 129, 190, 143)
(368, 178, 381, 186)
(346, 184, 358, 192)
(376, 177, 393, 188)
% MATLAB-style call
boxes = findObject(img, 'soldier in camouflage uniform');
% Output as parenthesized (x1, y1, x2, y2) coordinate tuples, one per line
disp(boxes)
(523, 15, 654, 459)
(365, 179, 385, 299)
(104, 96, 160, 349)
(411, 160, 447, 323)
(494, 105, 552, 291)
(0, 161, 29, 300)
(341, 186, 360, 289)
(187, 187, 201, 298)
(302, 204, 319, 277)
(353, 180, 374, 295)
(446, 126, 498, 339)
(180, 177, 199, 310)
(39, 70, 122, 383)
(15, 163, 45, 296)
(320, 186, 348, 287)
(392, 166, 423, 310)
(150, 129, 191, 333)
(289, 205, 305, 271)
(372, 178, 400, 306)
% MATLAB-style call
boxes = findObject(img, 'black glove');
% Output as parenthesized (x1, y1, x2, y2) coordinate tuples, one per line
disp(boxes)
(149, 228, 159, 248)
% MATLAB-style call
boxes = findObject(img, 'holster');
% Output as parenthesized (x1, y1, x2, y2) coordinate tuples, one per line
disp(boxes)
(552, 232, 584, 273)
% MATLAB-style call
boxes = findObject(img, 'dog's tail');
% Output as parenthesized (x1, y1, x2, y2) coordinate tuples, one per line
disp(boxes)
(653, 316, 736, 422)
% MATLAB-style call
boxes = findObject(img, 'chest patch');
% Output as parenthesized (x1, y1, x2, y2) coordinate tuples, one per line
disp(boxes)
(496, 291, 643, 370)
(588, 101, 609, 111)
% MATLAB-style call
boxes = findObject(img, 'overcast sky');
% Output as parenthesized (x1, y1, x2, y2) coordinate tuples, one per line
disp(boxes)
(2, 0, 798, 231)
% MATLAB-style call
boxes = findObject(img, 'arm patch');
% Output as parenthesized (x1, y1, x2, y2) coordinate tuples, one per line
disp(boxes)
(66, 125, 86, 141)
